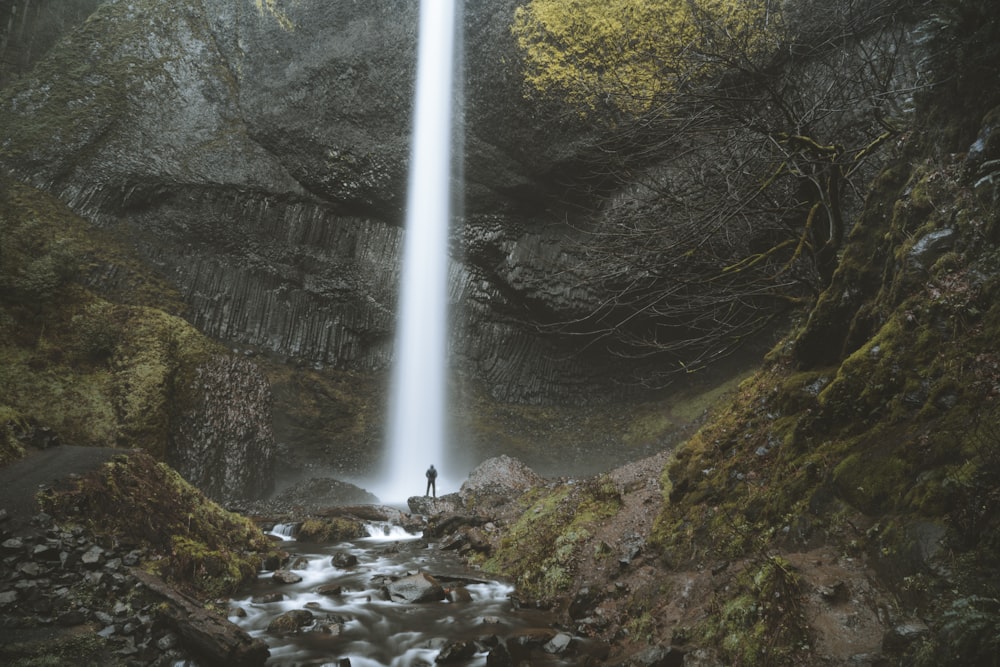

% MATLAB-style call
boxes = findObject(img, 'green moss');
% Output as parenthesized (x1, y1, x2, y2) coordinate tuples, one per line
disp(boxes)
(701, 556, 809, 666)
(38, 452, 273, 598)
(297, 517, 367, 542)
(482, 477, 621, 603)
(0, 177, 220, 456)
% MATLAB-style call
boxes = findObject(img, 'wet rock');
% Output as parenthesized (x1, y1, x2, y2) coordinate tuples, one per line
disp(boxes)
(267, 609, 315, 634)
(272, 570, 303, 584)
(485, 640, 513, 667)
(543, 631, 573, 654)
(331, 552, 359, 568)
(384, 573, 446, 604)
(436, 639, 479, 662)
(569, 586, 599, 620)
(424, 512, 487, 539)
(881, 619, 930, 655)
(316, 583, 343, 596)
(618, 645, 686, 667)
(446, 586, 473, 603)
(252, 592, 284, 604)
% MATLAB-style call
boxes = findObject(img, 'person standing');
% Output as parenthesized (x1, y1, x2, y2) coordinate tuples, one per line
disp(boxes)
(425, 464, 438, 498)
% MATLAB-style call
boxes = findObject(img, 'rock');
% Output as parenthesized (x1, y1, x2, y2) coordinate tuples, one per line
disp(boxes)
(131, 569, 269, 665)
(543, 631, 573, 654)
(80, 545, 104, 569)
(459, 456, 542, 509)
(906, 228, 955, 271)
(384, 573, 446, 604)
(486, 640, 514, 667)
(2, 536, 24, 552)
(881, 619, 930, 655)
(267, 609, 315, 634)
(436, 640, 479, 662)
(251, 592, 284, 604)
(331, 552, 359, 568)
(272, 570, 303, 584)
(171, 355, 276, 503)
(316, 583, 343, 596)
(407, 494, 461, 515)
(620, 645, 686, 667)
(446, 587, 473, 603)
(424, 513, 486, 539)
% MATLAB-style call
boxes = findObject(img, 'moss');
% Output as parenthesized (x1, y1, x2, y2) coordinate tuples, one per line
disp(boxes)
(297, 517, 367, 542)
(701, 556, 809, 666)
(0, 406, 28, 466)
(38, 452, 273, 598)
(0, 177, 221, 456)
(481, 476, 621, 604)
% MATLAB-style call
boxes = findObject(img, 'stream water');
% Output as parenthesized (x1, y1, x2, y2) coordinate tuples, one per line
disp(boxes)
(228, 523, 577, 666)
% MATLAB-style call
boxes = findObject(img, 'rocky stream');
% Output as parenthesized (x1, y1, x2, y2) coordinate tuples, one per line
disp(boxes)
(230, 521, 601, 666)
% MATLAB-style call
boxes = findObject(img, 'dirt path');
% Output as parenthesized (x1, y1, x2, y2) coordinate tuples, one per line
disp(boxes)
(0, 445, 122, 529)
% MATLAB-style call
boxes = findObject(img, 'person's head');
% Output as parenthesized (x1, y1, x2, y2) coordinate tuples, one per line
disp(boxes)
(430, 464, 435, 469)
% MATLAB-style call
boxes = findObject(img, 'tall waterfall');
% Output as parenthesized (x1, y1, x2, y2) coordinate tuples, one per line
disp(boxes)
(376, 0, 457, 504)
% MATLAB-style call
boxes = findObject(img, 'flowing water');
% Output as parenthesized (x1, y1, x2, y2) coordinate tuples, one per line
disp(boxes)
(229, 524, 576, 666)
(375, 0, 458, 504)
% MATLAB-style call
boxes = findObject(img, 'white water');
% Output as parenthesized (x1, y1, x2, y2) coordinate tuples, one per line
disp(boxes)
(228, 529, 572, 666)
(373, 0, 458, 504)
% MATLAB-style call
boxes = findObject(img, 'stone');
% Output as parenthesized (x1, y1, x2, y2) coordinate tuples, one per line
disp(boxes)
(2, 537, 24, 552)
(272, 570, 303, 584)
(436, 640, 479, 662)
(80, 545, 104, 569)
(882, 620, 930, 655)
(384, 573, 446, 604)
(543, 632, 573, 654)
(486, 641, 513, 667)
(446, 587, 473, 603)
(267, 609, 315, 634)
(316, 583, 343, 596)
(331, 552, 358, 568)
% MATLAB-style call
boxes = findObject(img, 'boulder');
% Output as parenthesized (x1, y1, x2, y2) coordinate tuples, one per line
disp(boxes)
(266, 609, 315, 634)
(384, 573, 446, 604)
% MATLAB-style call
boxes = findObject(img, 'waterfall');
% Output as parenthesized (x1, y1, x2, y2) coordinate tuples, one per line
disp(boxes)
(374, 0, 457, 504)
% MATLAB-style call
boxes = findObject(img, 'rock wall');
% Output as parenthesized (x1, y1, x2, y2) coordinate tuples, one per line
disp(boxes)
(0, 0, 629, 404)
(172, 354, 275, 503)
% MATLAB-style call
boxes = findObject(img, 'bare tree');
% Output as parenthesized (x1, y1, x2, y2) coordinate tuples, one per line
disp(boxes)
(517, 0, 926, 381)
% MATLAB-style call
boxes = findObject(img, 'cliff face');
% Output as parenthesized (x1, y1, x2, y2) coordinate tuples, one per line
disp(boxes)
(0, 0, 628, 405)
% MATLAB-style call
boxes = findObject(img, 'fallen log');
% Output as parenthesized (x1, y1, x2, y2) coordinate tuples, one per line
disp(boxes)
(130, 568, 269, 666)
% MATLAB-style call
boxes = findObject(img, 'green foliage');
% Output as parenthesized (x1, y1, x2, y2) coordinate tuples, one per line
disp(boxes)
(511, 0, 782, 115)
